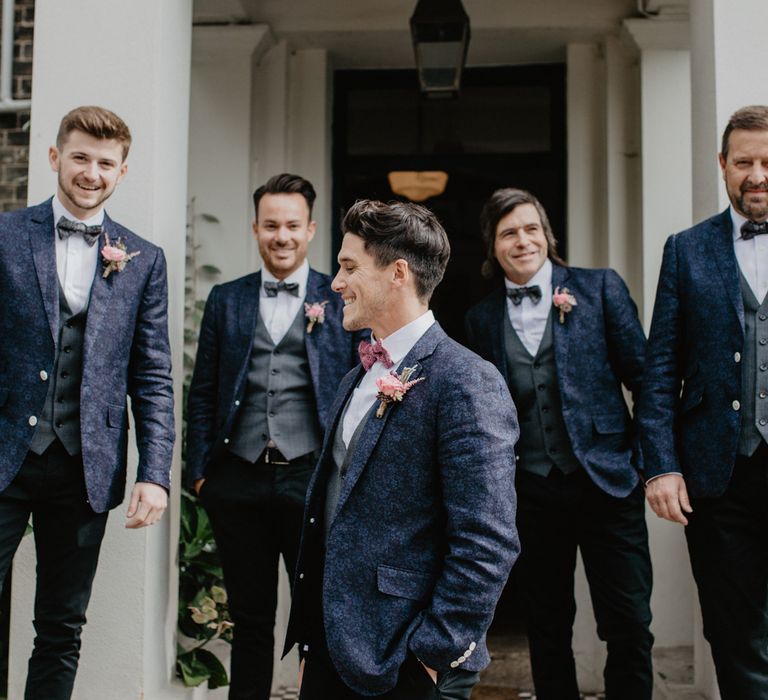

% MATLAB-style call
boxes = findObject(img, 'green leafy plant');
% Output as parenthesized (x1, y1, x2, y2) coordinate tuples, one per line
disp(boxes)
(176, 200, 228, 689)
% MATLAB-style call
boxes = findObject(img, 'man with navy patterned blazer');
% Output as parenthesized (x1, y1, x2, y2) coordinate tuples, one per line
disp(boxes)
(0, 106, 174, 700)
(284, 199, 519, 700)
(187, 174, 361, 700)
(465, 188, 652, 700)
(639, 106, 768, 698)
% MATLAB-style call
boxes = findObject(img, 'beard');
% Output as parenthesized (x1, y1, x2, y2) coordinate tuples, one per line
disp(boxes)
(734, 180, 768, 221)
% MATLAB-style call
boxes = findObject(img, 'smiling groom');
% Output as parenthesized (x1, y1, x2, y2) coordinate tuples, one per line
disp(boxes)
(284, 199, 519, 699)
(0, 106, 174, 700)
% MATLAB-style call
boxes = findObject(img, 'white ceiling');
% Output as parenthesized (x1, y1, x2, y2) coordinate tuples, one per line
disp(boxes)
(192, 0, 687, 68)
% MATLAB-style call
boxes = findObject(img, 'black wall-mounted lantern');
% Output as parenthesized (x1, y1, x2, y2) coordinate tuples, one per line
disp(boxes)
(410, 0, 471, 98)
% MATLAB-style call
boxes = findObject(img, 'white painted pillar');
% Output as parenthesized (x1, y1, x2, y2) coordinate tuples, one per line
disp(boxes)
(686, 2, 768, 696)
(15, 1, 192, 698)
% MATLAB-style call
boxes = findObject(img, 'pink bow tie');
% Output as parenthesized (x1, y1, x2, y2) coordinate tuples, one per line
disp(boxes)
(358, 340, 393, 371)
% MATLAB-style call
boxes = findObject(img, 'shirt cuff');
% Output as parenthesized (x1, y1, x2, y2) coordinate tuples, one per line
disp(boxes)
(644, 472, 683, 486)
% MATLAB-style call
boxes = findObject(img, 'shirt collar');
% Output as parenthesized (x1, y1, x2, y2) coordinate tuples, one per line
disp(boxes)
(261, 260, 310, 297)
(374, 310, 435, 366)
(52, 194, 105, 228)
(504, 257, 553, 291)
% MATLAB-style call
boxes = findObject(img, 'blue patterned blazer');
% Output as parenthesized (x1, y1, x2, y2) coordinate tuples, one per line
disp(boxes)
(465, 264, 646, 498)
(638, 210, 746, 498)
(186, 268, 361, 484)
(0, 199, 175, 513)
(284, 322, 519, 695)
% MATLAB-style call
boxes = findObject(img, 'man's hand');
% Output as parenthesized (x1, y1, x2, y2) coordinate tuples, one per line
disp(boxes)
(125, 482, 168, 529)
(193, 478, 205, 496)
(645, 473, 692, 525)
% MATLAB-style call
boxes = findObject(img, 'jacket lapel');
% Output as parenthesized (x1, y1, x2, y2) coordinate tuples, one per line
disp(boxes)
(551, 264, 571, 375)
(238, 271, 261, 337)
(28, 200, 59, 346)
(333, 323, 443, 516)
(304, 269, 330, 391)
(83, 214, 117, 361)
(707, 209, 744, 332)
(488, 288, 508, 381)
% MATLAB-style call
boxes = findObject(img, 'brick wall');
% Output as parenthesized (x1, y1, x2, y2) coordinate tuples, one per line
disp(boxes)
(0, 0, 34, 212)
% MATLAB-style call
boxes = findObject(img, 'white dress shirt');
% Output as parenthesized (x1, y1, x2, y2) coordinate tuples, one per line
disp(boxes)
(260, 260, 310, 345)
(731, 206, 768, 302)
(53, 195, 103, 315)
(342, 310, 435, 447)
(504, 258, 553, 356)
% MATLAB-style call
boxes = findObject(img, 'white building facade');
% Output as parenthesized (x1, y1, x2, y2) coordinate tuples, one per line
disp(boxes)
(8, 0, 765, 698)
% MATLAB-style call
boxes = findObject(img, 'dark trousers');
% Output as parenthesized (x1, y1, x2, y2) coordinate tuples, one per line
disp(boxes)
(0, 440, 108, 700)
(299, 625, 479, 700)
(685, 442, 768, 700)
(200, 449, 315, 700)
(515, 468, 654, 700)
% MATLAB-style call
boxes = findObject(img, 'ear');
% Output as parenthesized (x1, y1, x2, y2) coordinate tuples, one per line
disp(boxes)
(251, 220, 259, 238)
(307, 219, 317, 242)
(391, 258, 409, 288)
(116, 161, 128, 185)
(718, 152, 727, 175)
(48, 146, 60, 173)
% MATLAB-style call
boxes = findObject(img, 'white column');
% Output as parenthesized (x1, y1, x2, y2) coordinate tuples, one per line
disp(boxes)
(15, 1, 192, 699)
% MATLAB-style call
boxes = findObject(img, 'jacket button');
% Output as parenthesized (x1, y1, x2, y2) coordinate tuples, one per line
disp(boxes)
(28, 416, 37, 427)
(309, 517, 316, 524)
(39, 370, 48, 381)
(760, 418, 768, 426)
(761, 339, 768, 346)
(234, 400, 240, 406)
(760, 391, 767, 399)
(450, 661, 459, 669)
(299, 572, 304, 580)
(469, 642, 476, 650)
(732, 400, 741, 411)
(224, 438, 230, 444)
(734, 352, 741, 363)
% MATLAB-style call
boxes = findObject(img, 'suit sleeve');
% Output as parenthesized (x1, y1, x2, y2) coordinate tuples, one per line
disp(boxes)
(185, 285, 221, 486)
(127, 247, 176, 489)
(408, 360, 520, 671)
(637, 235, 684, 478)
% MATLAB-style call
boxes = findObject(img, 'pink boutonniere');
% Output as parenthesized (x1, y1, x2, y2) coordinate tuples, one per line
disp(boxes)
(375, 366, 425, 419)
(101, 233, 140, 278)
(304, 300, 329, 333)
(553, 286, 577, 324)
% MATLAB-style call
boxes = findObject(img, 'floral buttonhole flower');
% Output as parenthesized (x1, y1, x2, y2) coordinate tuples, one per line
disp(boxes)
(375, 366, 425, 418)
(553, 286, 577, 324)
(304, 300, 329, 333)
(101, 233, 140, 278)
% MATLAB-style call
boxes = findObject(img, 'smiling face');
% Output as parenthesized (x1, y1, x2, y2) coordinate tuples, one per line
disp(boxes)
(493, 202, 549, 285)
(332, 233, 394, 336)
(253, 193, 316, 279)
(49, 129, 127, 220)
(719, 128, 768, 223)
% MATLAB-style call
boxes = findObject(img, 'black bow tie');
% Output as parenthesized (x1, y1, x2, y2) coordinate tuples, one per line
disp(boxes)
(263, 280, 300, 298)
(56, 216, 102, 247)
(507, 285, 542, 306)
(741, 220, 768, 240)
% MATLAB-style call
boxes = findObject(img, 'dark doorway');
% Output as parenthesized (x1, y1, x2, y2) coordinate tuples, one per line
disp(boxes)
(331, 64, 567, 346)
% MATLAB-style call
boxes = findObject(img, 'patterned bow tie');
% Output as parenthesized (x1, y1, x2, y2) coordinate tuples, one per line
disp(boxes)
(263, 280, 300, 297)
(358, 340, 393, 371)
(507, 284, 542, 306)
(741, 220, 768, 240)
(56, 216, 102, 247)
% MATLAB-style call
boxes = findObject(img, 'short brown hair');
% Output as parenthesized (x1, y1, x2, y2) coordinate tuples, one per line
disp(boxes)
(56, 106, 132, 160)
(252, 173, 316, 219)
(480, 188, 566, 279)
(721, 105, 768, 159)
(342, 199, 450, 302)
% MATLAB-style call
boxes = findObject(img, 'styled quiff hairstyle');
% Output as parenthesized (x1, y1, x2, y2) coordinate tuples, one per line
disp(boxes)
(721, 105, 768, 159)
(479, 187, 566, 279)
(56, 106, 132, 160)
(252, 173, 317, 219)
(342, 199, 450, 302)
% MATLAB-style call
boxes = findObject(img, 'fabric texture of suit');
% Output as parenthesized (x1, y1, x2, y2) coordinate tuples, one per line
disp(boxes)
(638, 209, 768, 698)
(466, 264, 653, 699)
(284, 322, 520, 697)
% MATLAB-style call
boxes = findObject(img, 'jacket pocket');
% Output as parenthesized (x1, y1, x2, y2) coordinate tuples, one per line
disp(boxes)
(107, 403, 127, 429)
(679, 382, 704, 413)
(0, 387, 8, 408)
(377, 564, 432, 602)
(592, 414, 627, 434)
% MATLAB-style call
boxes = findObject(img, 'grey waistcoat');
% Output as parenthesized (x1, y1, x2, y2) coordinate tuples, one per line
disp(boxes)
(737, 274, 768, 456)
(228, 306, 322, 462)
(504, 311, 581, 477)
(29, 284, 87, 457)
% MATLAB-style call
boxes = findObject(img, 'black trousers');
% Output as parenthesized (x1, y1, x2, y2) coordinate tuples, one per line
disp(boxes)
(685, 442, 768, 700)
(299, 625, 479, 700)
(514, 468, 654, 700)
(200, 449, 315, 700)
(0, 440, 108, 700)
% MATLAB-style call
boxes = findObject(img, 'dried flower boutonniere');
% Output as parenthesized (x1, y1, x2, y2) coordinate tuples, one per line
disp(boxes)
(101, 233, 140, 278)
(375, 366, 425, 419)
(304, 300, 329, 333)
(553, 286, 577, 324)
